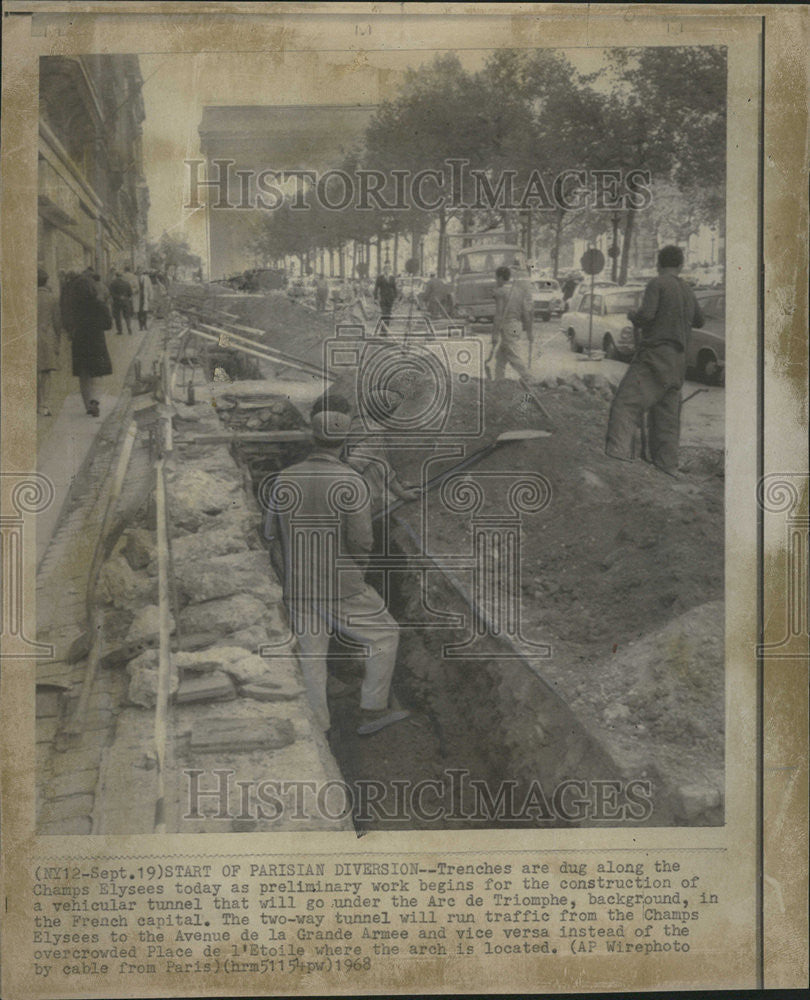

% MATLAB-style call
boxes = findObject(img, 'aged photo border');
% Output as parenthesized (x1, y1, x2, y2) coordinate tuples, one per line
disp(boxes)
(1, 2, 807, 995)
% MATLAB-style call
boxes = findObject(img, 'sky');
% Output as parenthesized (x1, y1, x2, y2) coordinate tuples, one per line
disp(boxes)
(139, 47, 609, 266)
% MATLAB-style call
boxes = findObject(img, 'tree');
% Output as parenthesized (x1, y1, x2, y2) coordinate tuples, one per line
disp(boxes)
(596, 47, 727, 281)
(148, 231, 201, 278)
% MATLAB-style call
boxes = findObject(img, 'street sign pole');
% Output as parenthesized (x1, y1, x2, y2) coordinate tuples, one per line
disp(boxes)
(580, 247, 606, 359)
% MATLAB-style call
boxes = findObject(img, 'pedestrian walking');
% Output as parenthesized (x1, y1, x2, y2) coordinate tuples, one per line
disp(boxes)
(491, 265, 536, 381)
(61, 266, 113, 417)
(605, 245, 705, 477)
(108, 270, 134, 335)
(136, 268, 153, 330)
(314, 273, 329, 312)
(264, 409, 410, 737)
(37, 267, 62, 417)
(374, 263, 397, 335)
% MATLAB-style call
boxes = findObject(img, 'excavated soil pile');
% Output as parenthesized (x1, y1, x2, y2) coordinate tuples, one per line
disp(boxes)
(220, 294, 725, 830)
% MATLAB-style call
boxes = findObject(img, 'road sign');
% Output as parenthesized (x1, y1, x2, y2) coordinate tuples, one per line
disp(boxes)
(580, 248, 605, 275)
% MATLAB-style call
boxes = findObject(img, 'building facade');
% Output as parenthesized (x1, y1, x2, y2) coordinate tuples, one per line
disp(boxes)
(38, 55, 149, 284)
(198, 105, 376, 280)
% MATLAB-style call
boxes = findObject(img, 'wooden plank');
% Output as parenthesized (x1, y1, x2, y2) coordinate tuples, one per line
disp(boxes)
(175, 430, 310, 445)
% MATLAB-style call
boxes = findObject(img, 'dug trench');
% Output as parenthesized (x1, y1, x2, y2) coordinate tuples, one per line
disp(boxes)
(224, 365, 724, 833)
(162, 286, 724, 832)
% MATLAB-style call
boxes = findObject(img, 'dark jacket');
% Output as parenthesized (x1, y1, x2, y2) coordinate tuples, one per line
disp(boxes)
(264, 450, 372, 602)
(628, 273, 704, 352)
(374, 274, 397, 307)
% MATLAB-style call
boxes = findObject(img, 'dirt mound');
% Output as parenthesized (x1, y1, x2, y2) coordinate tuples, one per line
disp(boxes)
(219, 295, 725, 827)
(224, 290, 335, 364)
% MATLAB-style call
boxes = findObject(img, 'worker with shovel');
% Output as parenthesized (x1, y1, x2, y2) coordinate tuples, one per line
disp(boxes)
(605, 245, 704, 477)
(489, 265, 536, 382)
(264, 408, 410, 737)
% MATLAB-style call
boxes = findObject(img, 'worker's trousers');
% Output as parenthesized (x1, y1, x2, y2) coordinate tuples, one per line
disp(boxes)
(290, 584, 399, 731)
(605, 344, 686, 474)
(494, 319, 532, 381)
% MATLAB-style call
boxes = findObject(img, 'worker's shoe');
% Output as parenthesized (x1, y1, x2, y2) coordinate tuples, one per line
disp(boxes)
(654, 463, 681, 480)
(356, 707, 410, 736)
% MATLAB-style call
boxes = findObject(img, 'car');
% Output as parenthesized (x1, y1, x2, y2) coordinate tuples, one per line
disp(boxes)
(531, 278, 565, 322)
(453, 244, 530, 323)
(688, 290, 725, 384)
(565, 286, 643, 359)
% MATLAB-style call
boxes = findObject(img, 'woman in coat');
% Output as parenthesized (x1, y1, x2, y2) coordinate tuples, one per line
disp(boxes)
(61, 266, 113, 417)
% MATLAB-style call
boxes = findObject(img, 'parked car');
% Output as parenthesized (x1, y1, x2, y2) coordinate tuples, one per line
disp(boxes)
(453, 245, 530, 322)
(565, 286, 643, 358)
(688, 290, 725, 384)
(531, 278, 565, 321)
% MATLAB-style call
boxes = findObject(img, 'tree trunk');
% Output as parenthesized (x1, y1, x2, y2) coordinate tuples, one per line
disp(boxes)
(618, 209, 635, 286)
(437, 207, 447, 278)
(393, 231, 399, 273)
(376, 235, 382, 275)
(552, 209, 564, 280)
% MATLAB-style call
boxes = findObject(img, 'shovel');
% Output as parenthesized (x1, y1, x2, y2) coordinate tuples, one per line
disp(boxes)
(376, 429, 552, 520)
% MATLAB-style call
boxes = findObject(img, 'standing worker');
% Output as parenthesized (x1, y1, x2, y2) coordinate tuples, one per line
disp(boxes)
(491, 265, 536, 381)
(264, 409, 410, 737)
(605, 245, 704, 477)
(374, 262, 397, 335)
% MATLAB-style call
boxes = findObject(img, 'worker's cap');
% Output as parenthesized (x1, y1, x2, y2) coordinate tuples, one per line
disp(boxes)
(311, 409, 352, 445)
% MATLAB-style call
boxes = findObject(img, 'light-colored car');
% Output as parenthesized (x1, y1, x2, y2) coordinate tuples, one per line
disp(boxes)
(531, 278, 565, 322)
(565, 286, 643, 358)
(688, 290, 725, 383)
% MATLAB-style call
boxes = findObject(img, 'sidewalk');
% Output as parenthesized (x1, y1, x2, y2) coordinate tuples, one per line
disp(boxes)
(36, 324, 153, 569)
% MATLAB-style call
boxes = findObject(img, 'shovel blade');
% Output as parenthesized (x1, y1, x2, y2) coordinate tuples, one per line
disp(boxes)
(495, 429, 552, 442)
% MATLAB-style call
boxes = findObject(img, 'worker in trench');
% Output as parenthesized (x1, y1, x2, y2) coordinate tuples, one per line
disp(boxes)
(264, 406, 411, 737)
(605, 245, 704, 477)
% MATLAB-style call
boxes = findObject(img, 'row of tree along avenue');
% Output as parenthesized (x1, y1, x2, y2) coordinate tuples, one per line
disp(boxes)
(248, 47, 726, 282)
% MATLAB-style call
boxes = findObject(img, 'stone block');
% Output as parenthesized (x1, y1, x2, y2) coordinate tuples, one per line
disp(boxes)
(49, 748, 102, 778)
(190, 716, 295, 753)
(123, 527, 156, 571)
(175, 671, 236, 704)
(46, 769, 98, 800)
(38, 816, 92, 836)
(39, 795, 94, 825)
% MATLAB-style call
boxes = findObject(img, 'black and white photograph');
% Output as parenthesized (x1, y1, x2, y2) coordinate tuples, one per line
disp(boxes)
(33, 40, 727, 835)
(2, 4, 806, 997)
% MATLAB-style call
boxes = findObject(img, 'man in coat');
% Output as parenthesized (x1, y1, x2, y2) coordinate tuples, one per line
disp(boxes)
(108, 270, 134, 335)
(605, 245, 705, 477)
(373, 263, 397, 335)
